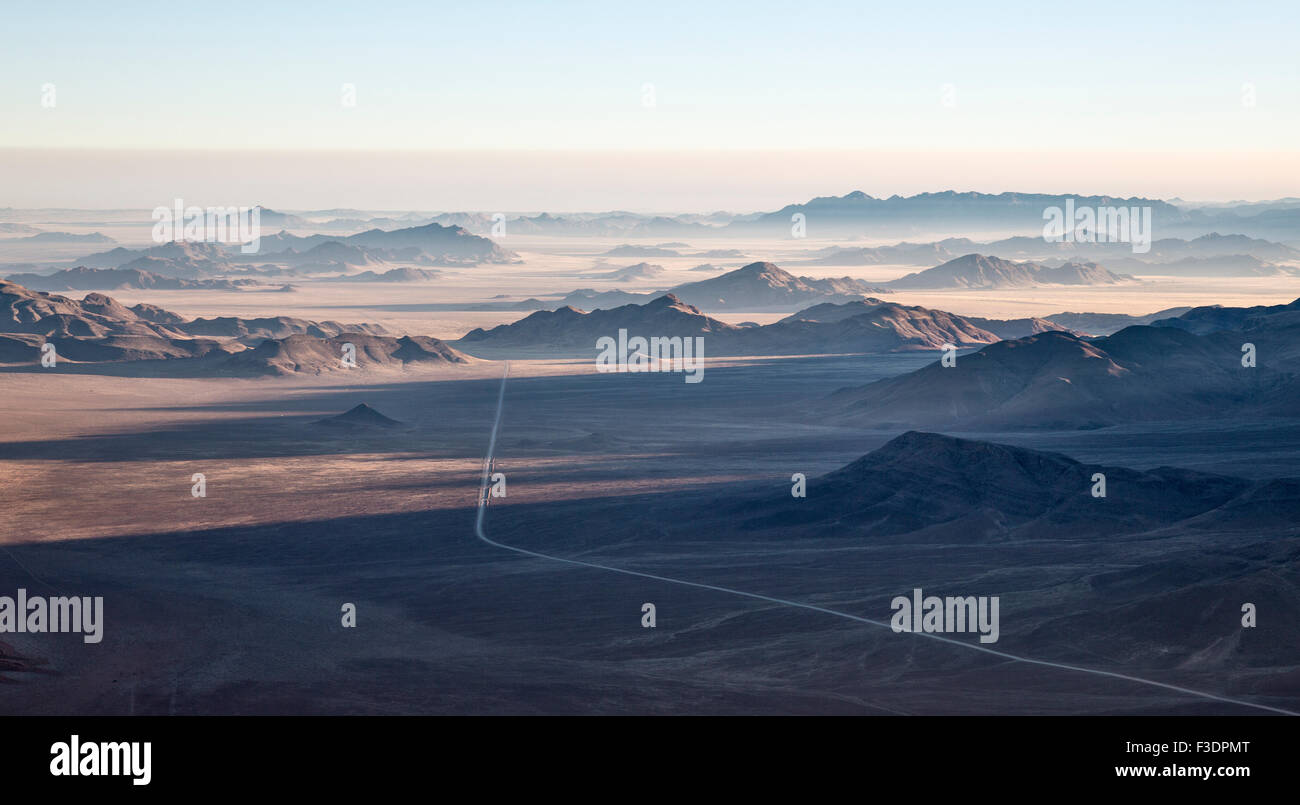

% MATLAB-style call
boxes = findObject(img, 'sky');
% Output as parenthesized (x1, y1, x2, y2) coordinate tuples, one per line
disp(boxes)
(2, 0, 1298, 209)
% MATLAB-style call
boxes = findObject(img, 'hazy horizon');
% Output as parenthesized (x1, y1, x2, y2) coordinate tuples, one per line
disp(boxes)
(4, 147, 1299, 212)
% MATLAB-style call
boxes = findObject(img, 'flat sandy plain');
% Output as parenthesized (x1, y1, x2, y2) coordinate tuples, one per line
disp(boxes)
(1, 229, 1298, 714)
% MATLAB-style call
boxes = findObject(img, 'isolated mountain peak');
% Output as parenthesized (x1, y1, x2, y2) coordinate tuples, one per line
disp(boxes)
(316, 403, 403, 428)
(647, 292, 684, 307)
(735, 260, 788, 276)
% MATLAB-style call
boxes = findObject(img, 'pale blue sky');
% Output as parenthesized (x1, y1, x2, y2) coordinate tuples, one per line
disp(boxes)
(2, 1, 1297, 207)
(4, 0, 1297, 151)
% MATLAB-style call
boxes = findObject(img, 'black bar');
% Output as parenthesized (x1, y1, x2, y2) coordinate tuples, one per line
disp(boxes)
(5, 716, 1283, 792)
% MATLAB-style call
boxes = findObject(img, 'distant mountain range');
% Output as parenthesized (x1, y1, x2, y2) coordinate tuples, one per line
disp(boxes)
(318, 197, 1294, 243)
(798, 232, 1300, 268)
(726, 191, 1300, 240)
(326, 267, 444, 283)
(78, 241, 236, 277)
(8, 273, 1294, 409)
(534, 262, 893, 313)
(0, 278, 386, 341)
(252, 207, 312, 229)
(342, 222, 515, 264)
(12, 231, 115, 244)
(256, 223, 515, 266)
(2, 279, 194, 340)
(695, 249, 746, 259)
(253, 223, 515, 267)
(602, 245, 682, 258)
(886, 254, 1135, 290)
(710, 298, 1003, 355)
(419, 213, 723, 239)
(724, 191, 1183, 238)
(508, 192, 1300, 240)
(459, 294, 735, 351)
(596, 262, 667, 281)
(219, 333, 473, 376)
(334, 192, 1201, 239)
(800, 242, 958, 266)
(27, 207, 1291, 301)
(13, 193, 1299, 254)
(276, 241, 387, 270)
(459, 292, 1034, 356)
(4, 266, 260, 291)
(1125, 232, 1300, 262)
(457, 262, 1217, 356)
(0, 279, 475, 375)
(829, 298, 1300, 428)
(68, 222, 516, 280)
(669, 262, 892, 309)
(1104, 254, 1300, 277)
(781, 299, 1189, 338)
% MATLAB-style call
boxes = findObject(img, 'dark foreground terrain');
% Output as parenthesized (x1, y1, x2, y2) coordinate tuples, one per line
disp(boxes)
(1, 356, 1297, 714)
